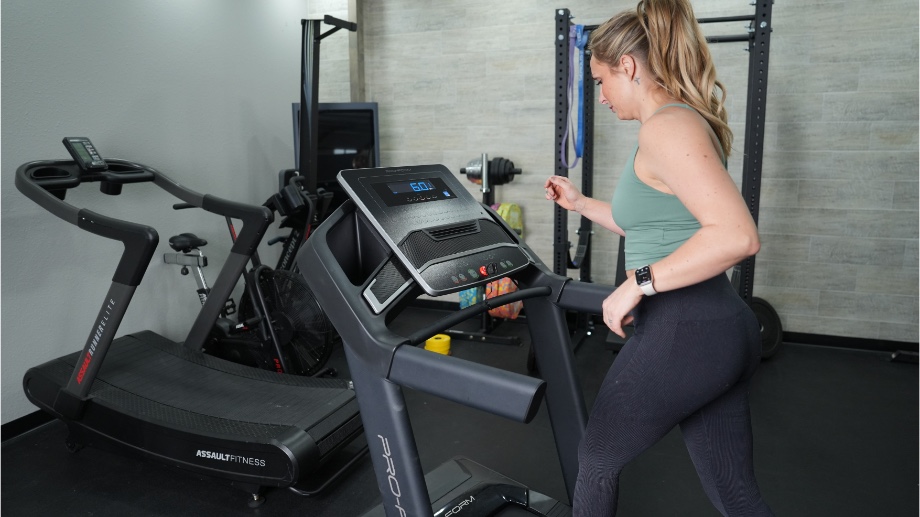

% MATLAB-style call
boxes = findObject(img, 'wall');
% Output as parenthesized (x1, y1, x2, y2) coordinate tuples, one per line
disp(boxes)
(361, 0, 918, 342)
(1, 0, 350, 423)
(3, 0, 917, 424)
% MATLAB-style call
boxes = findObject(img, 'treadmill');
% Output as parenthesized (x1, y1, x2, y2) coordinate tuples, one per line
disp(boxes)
(16, 141, 366, 504)
(296, 164, 613, 516)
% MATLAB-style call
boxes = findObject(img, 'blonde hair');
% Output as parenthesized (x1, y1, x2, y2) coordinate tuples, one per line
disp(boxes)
(589, 0, 732, 158)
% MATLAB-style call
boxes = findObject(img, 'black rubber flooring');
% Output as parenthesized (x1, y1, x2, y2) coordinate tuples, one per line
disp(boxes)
(3, 307, 918, 516)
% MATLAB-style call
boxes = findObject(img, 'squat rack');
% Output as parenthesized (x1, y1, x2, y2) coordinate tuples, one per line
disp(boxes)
(553, 2, 774, 303)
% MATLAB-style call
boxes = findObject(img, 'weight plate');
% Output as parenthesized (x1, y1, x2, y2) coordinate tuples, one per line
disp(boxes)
(751, 297, 783, 360)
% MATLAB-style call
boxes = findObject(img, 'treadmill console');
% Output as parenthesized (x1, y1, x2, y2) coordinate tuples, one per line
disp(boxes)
(337, 164, 532, 312)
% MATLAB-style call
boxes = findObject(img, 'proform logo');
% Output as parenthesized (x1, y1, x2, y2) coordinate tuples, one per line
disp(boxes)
(378, 434, 407, 517)
(444, 496, 476, 516)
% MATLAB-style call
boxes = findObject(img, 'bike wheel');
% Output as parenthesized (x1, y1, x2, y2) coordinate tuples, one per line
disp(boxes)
(240, 268, 336, 376)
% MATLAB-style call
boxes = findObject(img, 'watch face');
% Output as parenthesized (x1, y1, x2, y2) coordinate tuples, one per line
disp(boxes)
(636, 266, 652, 284)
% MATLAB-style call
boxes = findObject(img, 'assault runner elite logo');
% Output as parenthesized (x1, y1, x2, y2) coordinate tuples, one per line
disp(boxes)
(77, 298, 116, 384)
(195, 449, 266, 467)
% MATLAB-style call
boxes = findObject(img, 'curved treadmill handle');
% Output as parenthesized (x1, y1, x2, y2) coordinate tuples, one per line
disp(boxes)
(16, 160, 84, 225)
(77, 209, 158, 286)
(100, 167, 155, 184)
(153, 170, 273, 351)
(153, 171, 273, 256)
(16, 160, 159, 286)
(16, 160, 159, 412)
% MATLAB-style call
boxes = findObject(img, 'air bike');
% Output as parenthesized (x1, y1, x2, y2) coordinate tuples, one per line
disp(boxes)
(296, 164, 614, 516)
(17, 138, 367, 505)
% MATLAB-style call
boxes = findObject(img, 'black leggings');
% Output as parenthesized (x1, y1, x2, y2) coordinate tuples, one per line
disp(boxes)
(573, 275, 773, 516)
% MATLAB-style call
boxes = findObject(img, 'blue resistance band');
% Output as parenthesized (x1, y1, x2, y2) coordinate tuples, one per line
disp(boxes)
(575, 25, 588, 160)
(562, 24, 588, 169)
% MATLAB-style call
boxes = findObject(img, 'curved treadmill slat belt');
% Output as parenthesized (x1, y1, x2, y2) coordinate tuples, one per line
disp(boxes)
(24, 330, 362, 485)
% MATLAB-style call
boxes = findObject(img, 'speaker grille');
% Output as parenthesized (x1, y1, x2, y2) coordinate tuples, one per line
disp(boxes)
(370, 259, 412, 301)
(426, 221, 480, 240)
(399, 219, 513, 269)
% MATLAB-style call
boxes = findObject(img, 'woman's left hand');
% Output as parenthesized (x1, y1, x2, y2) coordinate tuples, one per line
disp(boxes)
(602, 281, 644, 338)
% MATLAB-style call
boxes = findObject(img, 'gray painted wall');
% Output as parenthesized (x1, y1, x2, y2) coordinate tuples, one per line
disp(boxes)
(2, 0, 917, 423)
(1, 0, 350, 422)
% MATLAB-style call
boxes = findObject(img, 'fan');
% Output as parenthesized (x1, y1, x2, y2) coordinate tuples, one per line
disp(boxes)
(238, 268, 337, 376)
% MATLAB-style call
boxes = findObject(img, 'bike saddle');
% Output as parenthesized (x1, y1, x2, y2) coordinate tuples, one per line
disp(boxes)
(168, 233, 207, 253)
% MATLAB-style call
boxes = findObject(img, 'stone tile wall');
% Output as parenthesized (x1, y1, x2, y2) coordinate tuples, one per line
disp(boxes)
(348, 0, 917, 342)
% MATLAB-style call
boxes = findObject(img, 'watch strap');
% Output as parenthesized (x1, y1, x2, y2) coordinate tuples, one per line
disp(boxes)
(639, 280, 657, 296)
(635, 265, 657, 296)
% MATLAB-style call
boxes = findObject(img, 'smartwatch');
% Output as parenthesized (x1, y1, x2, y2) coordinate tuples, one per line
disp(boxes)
(635, 265, 657, 296)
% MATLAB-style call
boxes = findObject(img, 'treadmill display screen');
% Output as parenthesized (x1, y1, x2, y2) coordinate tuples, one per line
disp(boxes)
(387, 179, 435, 194)
(371, 177, 456, 207)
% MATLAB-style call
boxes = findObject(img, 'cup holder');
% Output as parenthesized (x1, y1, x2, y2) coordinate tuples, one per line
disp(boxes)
(30, 166, 73, 179)
(26, 165, 80, 199)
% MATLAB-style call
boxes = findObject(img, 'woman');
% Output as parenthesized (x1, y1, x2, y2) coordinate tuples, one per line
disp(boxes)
(544, 1, 774, 515)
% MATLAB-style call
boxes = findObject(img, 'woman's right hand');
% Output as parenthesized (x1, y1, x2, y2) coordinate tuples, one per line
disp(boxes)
(544, 175, 586, 212)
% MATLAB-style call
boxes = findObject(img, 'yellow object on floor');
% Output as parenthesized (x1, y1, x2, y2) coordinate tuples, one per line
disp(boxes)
(424, 334, 451, 355)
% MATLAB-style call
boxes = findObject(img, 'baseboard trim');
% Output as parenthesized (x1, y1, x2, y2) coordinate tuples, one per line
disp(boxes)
(783, 332, 918, 353)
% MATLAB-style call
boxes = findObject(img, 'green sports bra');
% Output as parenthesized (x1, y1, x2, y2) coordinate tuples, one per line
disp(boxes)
(611, 103, 724, 270)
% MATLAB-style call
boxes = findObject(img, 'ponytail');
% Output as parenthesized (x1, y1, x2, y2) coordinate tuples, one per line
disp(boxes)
(589, 0, 733, 158)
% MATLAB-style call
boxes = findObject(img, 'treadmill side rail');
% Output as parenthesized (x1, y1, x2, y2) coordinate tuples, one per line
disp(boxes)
(55, 282, 137, 415)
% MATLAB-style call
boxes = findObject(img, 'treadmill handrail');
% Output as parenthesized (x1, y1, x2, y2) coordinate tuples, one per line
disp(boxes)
(16, 157, 275, 382)
(17, 159, 274, 285)
(15, 160, 84, 225)
(153, 172, 272, 256)
(388, 344, 546, 424)
(16, 160, 160, 287)
(556, 278, 614, 314)
(18, 159, 273, 239)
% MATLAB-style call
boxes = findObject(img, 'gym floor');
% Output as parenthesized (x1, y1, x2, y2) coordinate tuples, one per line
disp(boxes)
(2, 306, 917, 517)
